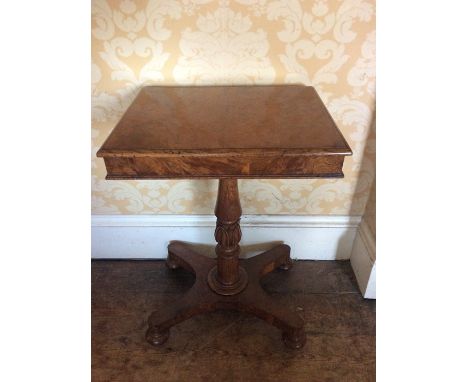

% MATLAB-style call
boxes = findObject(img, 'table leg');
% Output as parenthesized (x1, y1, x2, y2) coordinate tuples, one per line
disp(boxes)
(207, 178, 248, 295)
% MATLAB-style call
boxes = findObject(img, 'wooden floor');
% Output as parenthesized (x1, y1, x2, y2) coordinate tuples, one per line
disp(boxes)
(92, 259, 375, 382)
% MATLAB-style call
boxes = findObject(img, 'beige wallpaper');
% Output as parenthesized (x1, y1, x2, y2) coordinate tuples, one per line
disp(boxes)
(92, 0, 376, 215)
(363, 176, 376, 236)
(362, 114, 375, 235)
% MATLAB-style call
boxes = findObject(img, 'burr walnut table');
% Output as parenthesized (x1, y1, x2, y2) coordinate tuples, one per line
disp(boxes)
(97, 85, 352, 349)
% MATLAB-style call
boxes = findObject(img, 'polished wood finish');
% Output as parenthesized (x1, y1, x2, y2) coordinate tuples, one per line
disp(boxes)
(92, 260, 376, 381)
(97, 85, 352, 350)
(146, 241, 305, 349)
(209, 178, 246, 295)
(146, 179, 305, 348)
(97, 85, 351, 179)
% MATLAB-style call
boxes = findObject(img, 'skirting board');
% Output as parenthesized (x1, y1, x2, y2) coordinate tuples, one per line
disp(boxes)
(92, 215, 361, 261)
(350, 221, 376, 299)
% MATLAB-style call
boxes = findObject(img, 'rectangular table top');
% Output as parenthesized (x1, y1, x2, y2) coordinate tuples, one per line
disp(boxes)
(97, 85, 351, 179)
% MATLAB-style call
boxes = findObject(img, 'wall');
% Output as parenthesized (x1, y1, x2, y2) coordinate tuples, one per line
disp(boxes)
(363, 176, 376, 236)
(361, 109, 375, 233)
(91, 0, 376, 215)
(350, 112, 375, 298)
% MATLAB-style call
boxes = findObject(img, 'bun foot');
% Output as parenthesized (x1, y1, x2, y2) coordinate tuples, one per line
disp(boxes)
(166, 256, 179, 270)
(146, 327, 170, 346)
(278, 257, 293, 271)
(282, 329, 306, 349)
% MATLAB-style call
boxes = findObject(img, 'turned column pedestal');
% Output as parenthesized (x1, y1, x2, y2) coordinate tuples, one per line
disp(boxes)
(146, 178, 306, 349)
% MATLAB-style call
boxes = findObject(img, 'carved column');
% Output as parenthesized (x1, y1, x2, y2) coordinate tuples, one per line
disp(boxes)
(207, 179, 248, 295)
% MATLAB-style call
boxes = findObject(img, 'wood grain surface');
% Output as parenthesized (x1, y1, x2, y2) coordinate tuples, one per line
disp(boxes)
(97, 85, 351, 179)
(92, 260, 375, 382)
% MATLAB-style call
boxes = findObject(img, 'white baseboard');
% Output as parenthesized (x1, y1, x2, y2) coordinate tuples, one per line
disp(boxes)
(92, 214, 361, 261)
(350, 221, 376, 299)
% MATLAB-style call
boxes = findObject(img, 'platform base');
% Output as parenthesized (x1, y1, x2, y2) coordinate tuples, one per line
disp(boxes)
(146, 241, 306, 349)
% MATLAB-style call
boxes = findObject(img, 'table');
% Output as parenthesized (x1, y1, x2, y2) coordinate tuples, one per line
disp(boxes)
(97, 85, 352, 349)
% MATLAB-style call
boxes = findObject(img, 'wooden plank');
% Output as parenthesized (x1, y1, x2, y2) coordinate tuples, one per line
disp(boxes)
(92, 260, 375, 382)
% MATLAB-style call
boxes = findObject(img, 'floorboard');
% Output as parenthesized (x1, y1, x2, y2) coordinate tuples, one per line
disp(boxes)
(92, 260, 375, 382)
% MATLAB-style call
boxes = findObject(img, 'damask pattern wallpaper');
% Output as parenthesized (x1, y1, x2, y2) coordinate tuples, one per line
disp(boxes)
(92, 0, 376, 215)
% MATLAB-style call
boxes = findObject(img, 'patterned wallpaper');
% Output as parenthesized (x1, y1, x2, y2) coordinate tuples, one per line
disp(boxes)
(362, 114, 375, 235)
(363, 176, 376, 236)
(92, 0, 376, 215)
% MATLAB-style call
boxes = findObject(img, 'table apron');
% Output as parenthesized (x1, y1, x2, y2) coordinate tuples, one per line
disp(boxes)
(102, 154, 345, 179)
